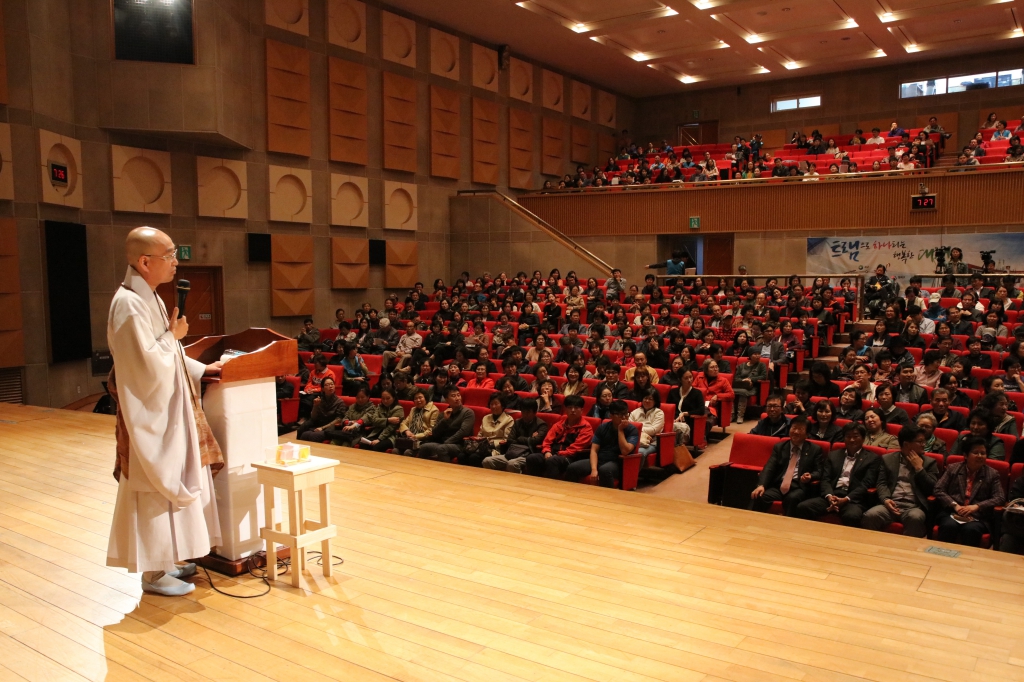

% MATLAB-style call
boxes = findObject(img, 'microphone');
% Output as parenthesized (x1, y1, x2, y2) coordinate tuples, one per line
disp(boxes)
(176, 279, 190, 319)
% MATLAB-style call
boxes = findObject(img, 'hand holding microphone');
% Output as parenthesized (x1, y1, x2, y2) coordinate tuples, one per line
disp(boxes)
(169, 279, 190, 340)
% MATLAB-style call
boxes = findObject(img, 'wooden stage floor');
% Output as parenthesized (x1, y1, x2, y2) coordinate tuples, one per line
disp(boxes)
(2, 404, 1024, 682)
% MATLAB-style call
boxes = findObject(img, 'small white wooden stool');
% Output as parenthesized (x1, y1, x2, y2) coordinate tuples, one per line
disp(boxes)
(252, 455, 339, 588)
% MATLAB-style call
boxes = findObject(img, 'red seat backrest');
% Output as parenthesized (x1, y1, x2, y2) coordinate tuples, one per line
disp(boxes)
(728, 433, 780, 468)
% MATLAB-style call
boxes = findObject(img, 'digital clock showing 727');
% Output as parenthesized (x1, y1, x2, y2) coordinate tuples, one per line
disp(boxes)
(911, 195, 936, 211)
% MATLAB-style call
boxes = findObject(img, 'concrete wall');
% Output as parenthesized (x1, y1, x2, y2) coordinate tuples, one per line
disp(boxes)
(8, 0, 628, 407)
(449, 194, 656, 285)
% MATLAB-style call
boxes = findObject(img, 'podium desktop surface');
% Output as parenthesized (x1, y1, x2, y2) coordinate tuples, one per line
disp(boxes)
(185, 328, 296, 382)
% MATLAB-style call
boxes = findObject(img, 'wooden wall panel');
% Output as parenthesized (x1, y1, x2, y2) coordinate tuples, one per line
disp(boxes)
(518, 170, 1024, 236)
(0, 5, 9, 105)
(385, 240, 418, 289)
(509, 108, 534, 190)
(266, 39, 311, 157)
(598, 133, 616, 164)
(570, 126, 591, 165)
(472, 98, 500, 185)
(541, 118, 565, 177)
(328, 58, 368, 165)
(271, 234, 314, 316)
(331, 237, 369, 289)
(430, 86, 460, 179)
(383, 72, 418, 173)
(0, 219, 23, 368)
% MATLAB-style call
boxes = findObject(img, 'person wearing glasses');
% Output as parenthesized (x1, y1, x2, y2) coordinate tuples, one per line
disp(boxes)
(105, 227, 227, 597)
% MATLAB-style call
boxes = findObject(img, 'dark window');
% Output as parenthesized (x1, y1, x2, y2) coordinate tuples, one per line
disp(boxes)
(113, 0, 194, 65)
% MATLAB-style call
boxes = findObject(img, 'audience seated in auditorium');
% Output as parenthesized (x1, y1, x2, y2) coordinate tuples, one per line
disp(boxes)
(796, 422, 879, 526)
(933, 437, 1005, 547)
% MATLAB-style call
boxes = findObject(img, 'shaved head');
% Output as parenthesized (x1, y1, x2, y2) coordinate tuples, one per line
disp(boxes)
(126, 227, 172, 264)
(126, 227, 177, 288)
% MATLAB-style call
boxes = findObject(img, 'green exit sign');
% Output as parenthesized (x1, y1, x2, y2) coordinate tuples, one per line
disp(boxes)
(688, 216, 700, 230)
(177, 244, 192, 261)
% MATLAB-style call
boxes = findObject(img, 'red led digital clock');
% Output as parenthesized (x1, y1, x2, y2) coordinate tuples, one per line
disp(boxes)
(911, 194, 936, 211)
(50, 162, 69, 186)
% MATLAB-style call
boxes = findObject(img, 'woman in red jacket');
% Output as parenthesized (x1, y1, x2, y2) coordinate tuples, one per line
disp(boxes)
(693, 360, 734, 426)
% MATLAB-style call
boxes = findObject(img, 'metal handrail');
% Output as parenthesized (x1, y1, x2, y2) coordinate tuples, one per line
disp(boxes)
(655, 273, 865, 322)
(523, 162, 1024, 196)
(456, 190, 615, 275)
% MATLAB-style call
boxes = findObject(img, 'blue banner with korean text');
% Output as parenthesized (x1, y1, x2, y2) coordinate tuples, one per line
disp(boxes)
(807, 234, 1023, 283)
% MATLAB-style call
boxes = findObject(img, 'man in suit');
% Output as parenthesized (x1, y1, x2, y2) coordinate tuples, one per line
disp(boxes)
(750, 416, 823, 516)
(593, 364, 631, 400)
(862, 425, 940, 537)
(894, 363, 928, 407)
(796, 423, 880, 526)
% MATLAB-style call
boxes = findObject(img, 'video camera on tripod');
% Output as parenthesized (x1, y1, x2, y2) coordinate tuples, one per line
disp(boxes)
(934, 246, 948, 274)
(981, 250, 996, 269)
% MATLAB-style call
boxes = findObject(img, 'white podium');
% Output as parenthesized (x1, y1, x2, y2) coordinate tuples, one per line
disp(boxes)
(184, 329, 296, 573)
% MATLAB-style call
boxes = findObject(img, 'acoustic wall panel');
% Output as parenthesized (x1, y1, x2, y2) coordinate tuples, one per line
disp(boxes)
(571, 81, 592, 120)
(509, 58, 533, 103)
(472, 98, 499, 185)
(331, 237, 369, 289)
(430, 28, 460, 81)
(330, 174, 368, 227)
(271, 234, 314, 316)
(541, 118, 564, 177)
(328, 57, 368, 165)
(39, 130, 83, 208)
(327, 0, 366, 52)
(0, 123, 14, 201)
(598, 90, 617, 129)
(472, 44, 498, 92)
(111, 145, 173, 214)
(265, 0, 308, 35)
(197, 157, 248, 219)
(384, 181, 417, 231)
(268, 165, 312, 223)
(430, 86, 460, 179)
(266, 39, 311, 156)
(382, 72, 418, 173)
(0, 219, 22, 368)
(508, 108, 533, 190)
(542, 69, 563, 112)
(382, 11, 416, 67)
(385, 240, 418, 289)
(570, 126, 591, 165)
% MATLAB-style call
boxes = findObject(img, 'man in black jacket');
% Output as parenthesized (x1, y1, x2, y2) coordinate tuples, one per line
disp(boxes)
(795, 423, 879, 526)
(482, 399, 549, 473)
(749, 396, 791, 438)
(417, 387, 475, 463)
(918, 388, 966, 432)
(593, 364, 631, 400)
(862, 425, 939, 537)
(750, 416, 822, 516)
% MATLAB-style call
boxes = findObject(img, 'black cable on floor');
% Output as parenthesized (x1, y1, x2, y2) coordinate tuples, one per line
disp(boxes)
(193, 550, 343, 598)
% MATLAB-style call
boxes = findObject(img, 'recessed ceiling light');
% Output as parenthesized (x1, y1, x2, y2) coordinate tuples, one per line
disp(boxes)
(785, 61, 799, 69)
(881, 11, 893, 21)
(680, 75, 697, 83)
(746, 34, 763, 43)
(633, 52, 649, 61)
(759, 67, 770, 74)
(664, 8, 678, 16)
(694, 0, 713, 9)
(572, 23, 587, 32)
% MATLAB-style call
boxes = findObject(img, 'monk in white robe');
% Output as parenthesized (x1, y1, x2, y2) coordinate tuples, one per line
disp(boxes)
(106, 227, 224, 596)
